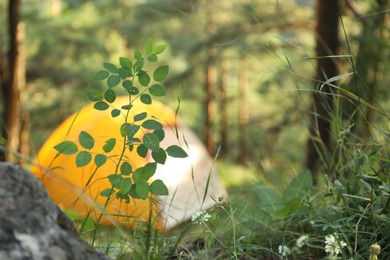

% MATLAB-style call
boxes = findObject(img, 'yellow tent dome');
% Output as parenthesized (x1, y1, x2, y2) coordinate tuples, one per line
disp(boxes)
(29, 96, 227, 230)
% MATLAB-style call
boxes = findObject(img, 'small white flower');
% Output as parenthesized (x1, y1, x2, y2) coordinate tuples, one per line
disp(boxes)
(324, 234, 347, 256)
(296, 235, 309, 248)
(278, 245, 291, 257)
(191, 210, 211, 224)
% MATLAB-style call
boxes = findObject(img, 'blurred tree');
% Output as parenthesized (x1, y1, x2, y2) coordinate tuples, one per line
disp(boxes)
(306, 0, 340, 183)
(0, 0, 28, 162)
(238, 56, 248, 164)
(345, 0, 389, 139)
(218, 56, 229, 156)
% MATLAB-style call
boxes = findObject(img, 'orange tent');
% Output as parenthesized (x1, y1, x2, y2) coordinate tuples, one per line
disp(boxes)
(29, 96, 226, 230)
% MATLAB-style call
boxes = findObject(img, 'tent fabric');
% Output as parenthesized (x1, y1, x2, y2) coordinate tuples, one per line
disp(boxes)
(29, 97, 227, 230)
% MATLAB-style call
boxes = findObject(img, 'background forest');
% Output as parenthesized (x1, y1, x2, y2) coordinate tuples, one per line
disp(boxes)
(1, 0, 390, 259)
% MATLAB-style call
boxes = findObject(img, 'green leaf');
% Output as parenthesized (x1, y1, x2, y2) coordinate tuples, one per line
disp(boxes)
(100, 188, 115, 197)
(283, 170, 313, 201)
(103, 138, 116, 153)
(94, 101, 109, 111)
(121, 104, 131, 110)
(107, 75, 121, 88)
(143, 133, 160, 152)
(134, 112, 147, 122)
(126, 124, 140, 139)
(64, 210, 80, 221)
(134, 50, 142, 60)
(111, 109, 121, 118)
(132, 167, 143, 182)
(80, 215, 96, 230)
(147, 54, 158, 62)
(94, 154, 107, 167)
(87, 89, 103, 102)
(117, 178, 132, 195)
(255, 185, 284, 213)
(166, 145, 188, 158)
(122, 80, 133, 92)
(134, 59, 144, 72)
(127, 185, 139, 198)
(104, 89, 116, 103)
(153, 129, 165, 141)
(103, 63, 118, 74)
(138, 70, 150, 86)
(79, 131, 94, 150)
(275, 198, 304, 218)
(127, 137, 140, 145)
(76, 151, 92, 167)
(120, 162, 132, 175)
(118, 67, 131, 79)
(142, 119, 163, 130)
(108, 174, 122, 186)
(115, 193, 130, 203)
(144, 39, 154, 56)
(143, 162, 157, 180)
(136, 144, 148, 158)
(150, 180, 168, 196)
(120, 123, 131, 137)
(153, 65, 169, 81)
(152, 148, 167, 164)
(93, 70, 110, 80)
(130, 87, 139, 95)
(149, 84, 166, 97)
(140, 94, 152, 104)
(132, 163, 156, 183)
(135, 180, 149, 200)
(119, 57, 132, 69)
(54, 141, 78, 155)
(155, 44, 167, 54)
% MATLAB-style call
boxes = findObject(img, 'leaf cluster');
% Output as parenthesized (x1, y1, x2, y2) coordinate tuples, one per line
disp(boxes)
(251, 142, 390, 259)
(54, 40, 187, 207)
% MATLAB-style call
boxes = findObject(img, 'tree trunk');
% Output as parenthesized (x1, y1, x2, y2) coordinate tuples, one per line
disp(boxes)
(306, 0, 340, 182)
(0, 0, 26, 162)
(204, 53, 217, 156)
(218, 57, 229, 156)
(238, 57, 248, 164)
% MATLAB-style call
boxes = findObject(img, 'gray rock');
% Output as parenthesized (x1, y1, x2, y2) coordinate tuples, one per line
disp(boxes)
(0, 163, 110, 260)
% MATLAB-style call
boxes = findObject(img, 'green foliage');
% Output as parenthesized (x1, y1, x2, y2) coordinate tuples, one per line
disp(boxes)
(103, 138, 116, 153)
(315, 143, 390, 259)
(245, 141, 390, 259)
(79, 131, 94, 150)
(166, 145, 188, 158)
(255, 170, 313, 218)
(150, 180, 169, 196)
(153, 65, 169, 81)
(94, 154, 107, 167)
(54, 40, 188, 230)
(76, 151, 92, 167)
(54, 141, 78, 155)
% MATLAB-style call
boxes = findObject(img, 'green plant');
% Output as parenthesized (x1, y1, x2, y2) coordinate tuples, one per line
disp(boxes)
(255, 170, 314, 221)
(317, 141, 390, 259)
(53, 40, 188, 253)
